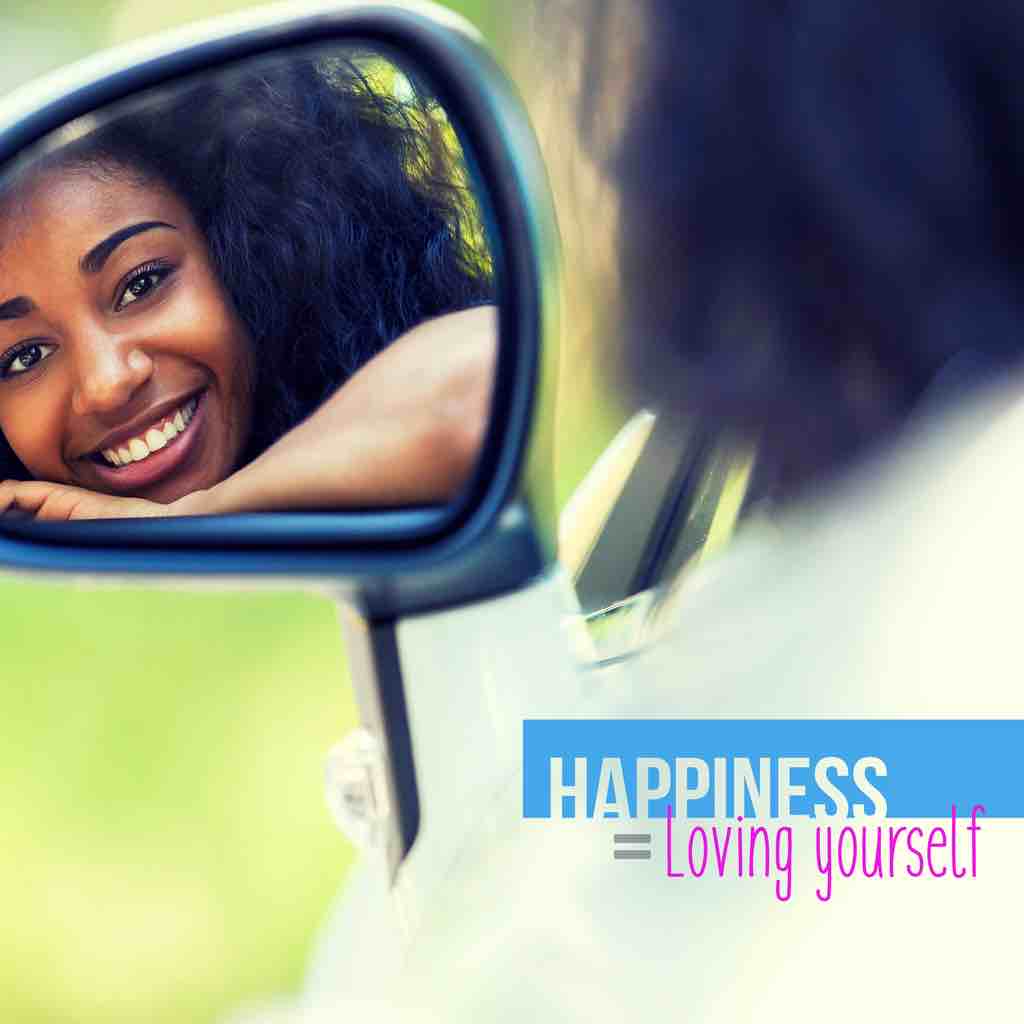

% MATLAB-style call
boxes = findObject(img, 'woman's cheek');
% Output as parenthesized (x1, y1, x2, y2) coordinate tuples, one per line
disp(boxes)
(0, 389, 72, 483)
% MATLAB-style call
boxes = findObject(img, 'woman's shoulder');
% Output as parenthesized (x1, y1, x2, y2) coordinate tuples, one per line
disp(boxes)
(626, 374, 1024, 718)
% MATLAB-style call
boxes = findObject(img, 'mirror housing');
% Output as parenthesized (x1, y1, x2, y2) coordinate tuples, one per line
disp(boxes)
(0, 1, 560, 618)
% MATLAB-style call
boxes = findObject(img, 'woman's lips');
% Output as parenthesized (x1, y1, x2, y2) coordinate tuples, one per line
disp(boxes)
(85, 391, 207, 497)
(98, 396, 198, 467)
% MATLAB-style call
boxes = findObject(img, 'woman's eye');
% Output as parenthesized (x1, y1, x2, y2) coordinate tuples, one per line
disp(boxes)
(115, 265, 172, 311)
(1, 342, 56, 378)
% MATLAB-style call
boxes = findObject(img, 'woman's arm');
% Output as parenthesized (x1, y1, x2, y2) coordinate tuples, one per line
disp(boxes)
(183, 304, 497, 514)
(0, 306, 497, 520)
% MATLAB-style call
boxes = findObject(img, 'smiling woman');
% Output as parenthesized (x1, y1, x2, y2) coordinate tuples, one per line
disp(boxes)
(0, 170, 254, 507)
(0, 50, 497, 519)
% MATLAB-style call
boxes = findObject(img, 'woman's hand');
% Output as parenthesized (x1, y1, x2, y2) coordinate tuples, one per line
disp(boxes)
(0, 480, 165, 521)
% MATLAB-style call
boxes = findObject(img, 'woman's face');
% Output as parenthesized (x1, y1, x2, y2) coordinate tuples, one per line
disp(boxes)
(0, 163, 253, 504)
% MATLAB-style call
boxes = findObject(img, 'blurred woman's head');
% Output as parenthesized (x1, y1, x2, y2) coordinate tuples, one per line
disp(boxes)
(567, 2, 1024, 494)
(0, 54, 492, 498)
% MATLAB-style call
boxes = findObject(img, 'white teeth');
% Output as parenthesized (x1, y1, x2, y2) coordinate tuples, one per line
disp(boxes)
(145, 427, 167, 451)
(99, 396, 199, 467)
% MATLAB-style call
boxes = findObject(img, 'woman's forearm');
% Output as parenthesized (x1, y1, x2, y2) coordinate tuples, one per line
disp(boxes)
(186, 306, 497, 515)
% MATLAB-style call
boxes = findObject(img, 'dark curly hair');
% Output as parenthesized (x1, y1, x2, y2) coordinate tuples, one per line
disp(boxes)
(0, 51, 493, 478)
(581, 1, 1024, 495)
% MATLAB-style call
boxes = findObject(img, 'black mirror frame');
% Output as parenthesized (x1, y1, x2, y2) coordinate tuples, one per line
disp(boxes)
(0, 1, 561, 617)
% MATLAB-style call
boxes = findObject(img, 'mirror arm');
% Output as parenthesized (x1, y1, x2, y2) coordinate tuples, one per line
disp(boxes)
(331, 604, 419, 880)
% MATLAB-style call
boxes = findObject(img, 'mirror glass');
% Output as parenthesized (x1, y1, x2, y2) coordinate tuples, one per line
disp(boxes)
(0, 40, 491, 1024)
(0, 43, 497, 523)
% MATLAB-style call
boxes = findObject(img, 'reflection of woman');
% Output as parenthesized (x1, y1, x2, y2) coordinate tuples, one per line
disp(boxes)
(0, 57, 495, 519)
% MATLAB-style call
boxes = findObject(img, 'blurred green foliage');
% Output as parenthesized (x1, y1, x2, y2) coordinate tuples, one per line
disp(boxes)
(0, 583, 357, 1023)
(0, 3, 519, 1023)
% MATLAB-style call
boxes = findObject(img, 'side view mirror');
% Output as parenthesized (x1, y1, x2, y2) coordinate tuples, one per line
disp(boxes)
(0, 0, 560, 616)
(0, 3, 562, 1016)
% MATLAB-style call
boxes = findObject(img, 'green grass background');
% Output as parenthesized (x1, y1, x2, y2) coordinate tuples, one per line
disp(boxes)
(0, 3, 630, 1020)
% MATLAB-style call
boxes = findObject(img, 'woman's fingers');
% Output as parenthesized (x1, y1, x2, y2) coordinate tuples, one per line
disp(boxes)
(0, 481, 36, 519)
(0, 480, 162, 520)
(0, 481, 86, 520)
(0, 481, 52, 515)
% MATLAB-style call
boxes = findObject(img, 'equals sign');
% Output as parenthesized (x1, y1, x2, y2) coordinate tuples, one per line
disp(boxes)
(613, 833, 652, 860)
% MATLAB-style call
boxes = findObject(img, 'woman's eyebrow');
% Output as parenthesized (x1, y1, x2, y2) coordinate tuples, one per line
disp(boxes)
(0, 296, 36, 321)
(0, 223, 179, 319)
(80, 220, 177, 275)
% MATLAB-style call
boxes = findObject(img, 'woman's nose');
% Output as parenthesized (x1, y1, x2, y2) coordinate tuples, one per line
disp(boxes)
(71, 341, 154, 417)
